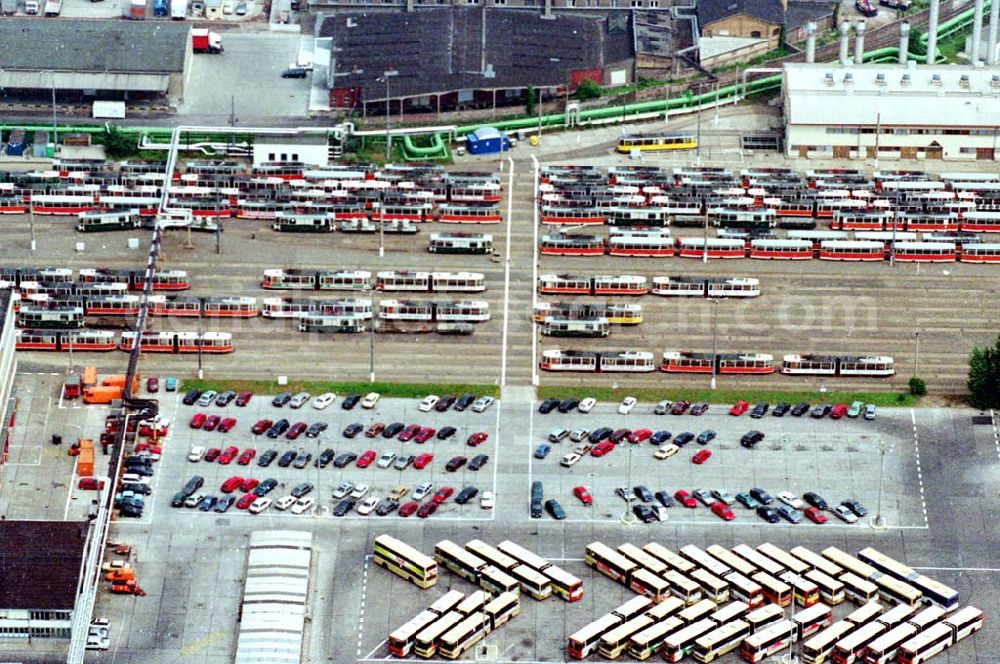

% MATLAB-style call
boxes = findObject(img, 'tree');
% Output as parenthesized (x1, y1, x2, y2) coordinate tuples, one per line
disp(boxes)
(103, 125, 138, 159)
(908, 377, 926, 397)
(525, 86, 536, 116)
(574, 79, 602, 102)
(968, 334, 1000, 408)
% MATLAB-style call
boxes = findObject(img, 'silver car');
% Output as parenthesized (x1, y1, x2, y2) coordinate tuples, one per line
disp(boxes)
(289, 392, 311, 409)
(376, 450, 396, 468)
(471, 396, 495, 413)
(332, 482, 354, 500)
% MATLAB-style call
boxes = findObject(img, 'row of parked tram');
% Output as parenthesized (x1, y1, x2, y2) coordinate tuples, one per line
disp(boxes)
(259, 269, 488, 292)
(539, 231, 1000, 262)
(14, 329, 234, 353)
(539, 350, 895, 376)
(537, 275, 759, 298)
(0, 268, 189, 290)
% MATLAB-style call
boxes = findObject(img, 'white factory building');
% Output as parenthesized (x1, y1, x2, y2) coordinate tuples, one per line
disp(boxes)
(782, 61, 1000, 161)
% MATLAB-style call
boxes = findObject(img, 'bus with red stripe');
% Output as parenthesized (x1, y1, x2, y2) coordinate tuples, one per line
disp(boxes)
(539, 206, 605, 225)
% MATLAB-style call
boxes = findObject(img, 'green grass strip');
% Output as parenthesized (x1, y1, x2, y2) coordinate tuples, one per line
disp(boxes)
(181, 378, 500, 399)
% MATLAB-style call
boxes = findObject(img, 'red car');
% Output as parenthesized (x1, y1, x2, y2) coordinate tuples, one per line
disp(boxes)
(221, 476, 244, 493)
(671, 400, 691, 415)
(235, 391, 253, 407)
(240, 478, 260, 493)
(202, 415, 221, 431)
(218, 446, 239, 464)
(204, 448, 222, 462)
(414, 453, 434, 469)
(365, 422, 385, 438)
(251, 419, 272, 435)
(217, 417, 238, 433)
(417, 502, 438, 518)
(431, 487, 454, 504)
(627, 428, 653, 444)
(399, 501, 419, 517)
(356, 450, 377, 468)
(236, 493, 256, 510)
(398, 424, 421, 442)
(692, 449, 712, 464)
(573, 485, 593, 505)
(830, 404, 848, 419)
(591, 441, 615, 457)
(146, 377, 159, 393)
(711, 502, 735, 521)
(729, 401, 749, 416)
(237, 448, 257, 465)
(286, 422, 307, 439)
(413, 427, 436, 443)
(674, 490, 697, 508)
(79, 477, 105, 490)
(135, 443, 162, 457)
(466, 432, 489, 447)
(189, 412, 207, 429)
(805, 507, 828, 524)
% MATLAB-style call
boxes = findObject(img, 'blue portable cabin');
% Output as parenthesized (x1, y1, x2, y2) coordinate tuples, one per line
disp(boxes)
(465, 127, 510, 155)
(4, 129, 27, 157)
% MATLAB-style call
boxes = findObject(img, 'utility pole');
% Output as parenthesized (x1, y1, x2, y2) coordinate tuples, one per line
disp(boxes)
(381, 70, 399, 161)
(378, 190, 385, 258)
(369, 298, 377, 383)
(197, 310, 204, 379)
(29, 199, 36, 252)
(710, 299, 719, 390)
(214, 182, 221, 255)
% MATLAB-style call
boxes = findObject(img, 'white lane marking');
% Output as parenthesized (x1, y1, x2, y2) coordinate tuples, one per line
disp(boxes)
(488, 401, 500, 522)
(63, 454, 79, 521)
(991, 409, 999, 463)
(356, 554, 370, 659)
(911, 408, 929, 528)
(526, 398, 534, 518)
(912, 566, 1000, 572)
(499, 157, 515, 388)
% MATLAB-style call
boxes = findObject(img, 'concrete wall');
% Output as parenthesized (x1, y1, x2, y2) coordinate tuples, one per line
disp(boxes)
(702, 15, 782, 50)
(253, 143, 329, 167)
(786, 125, 1000, 160)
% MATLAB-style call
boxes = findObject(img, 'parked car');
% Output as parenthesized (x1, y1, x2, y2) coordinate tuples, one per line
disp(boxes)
(454, 394, 476, 411)
(237, 449, 257, 465)
(376, 450, 396, 468)
(360, 392, 380, 409)
(333, 498, 357, 516)
(674, 490, 697, 508)
(538, 398, 559, 414)
(305, 422, 328, 438)
(772, 403, 791, 417)
(880, 0, 911, 8)
(235, 390, 253, 406)
(750, 487, 773, 505)
(413, 482, 434, 501)
(690, 402, 709, 416)
(735, 492, 760, 509)
(434, 395, 456, 412)
(633, 485, 654, 502)
(257, 449, 277, 467)
(251, 418, 273, 435)
(740, 430, 765, 448)
(696, 430, 716, 445)
(693, 489, 714, 506)
(805, 507, 828, 524)
(588, 427, 613, 443)
(437, 426, 457, 440)
(545, 499, 567, 520)
(197, 390, 218, 407)
(654, 399, 673, 415)
(480, 491, 494, 509)
(413, 453, 434, 469)
(650, 430, 672, 444)
(431, 487, 454, 504)
(266, 419, 290, 438)
(468, 454, 489, 471)
(578, 397, 596, 413)
(215, 391, 236, 406)
(388, 485, 409, 501)
(776, 504, 804, 523)
(573, 485, 593, 505)
(841, 499, 868, 517)
(189, 412, 207, 429)
(146, 376, 159, 393)
(692, 449, 712, 464)
(417, 502, 439, 518)
(277, 450, 297, 467)
(332, 482, 355, 499)
(803, 492, 828, 510)
(777, 491, 805, 509)
(534, 443, 551, 459)
(850, 400, 868, 418)
(558, 398, 580, 413)
(654, 491, 675, 508)
(356, 450, 376, 468)
(618, 396, 637, 414)
(627, 428, 652, 444)
(183, 389, 202, 405)
(632, 504, 656, 523)
(341, 394, 361, 410)
(414, 427, 435, 443)
(830, 404, 849, 419)
(757, 506, 781, 523)
(466, 432, 489, 447)
(711, 489, 735, 505)
(271, 392, 292, 407)
(833, 505, 859, 523)
(445, 456, 468, 472)
(393, 454, 414, 471)
(591, 441, 614, 457)
(399, 501, 419, 517)
(750, 402, 769, 419)
(418, 395, 439, 412)
(383, 422, 404, 439)
(811, 404, 832, 419)
(654, 444, 679, 460)
(865, 404, 877, 420)
(472, 396, 495, 413)
(791, 402, 811, 417)
(729, 401, 749, 416)
(357, 496, 380, 516)
(455, 486, 479, 505)
(164, 377, 178, 392)
(710, 502, 735, 521)
(674, 432, 695, 446)
(855, 0, 878, 17)
(671, 400, 691, 415)
(398, 424, 421, 442)
(548, 428, 570, 443)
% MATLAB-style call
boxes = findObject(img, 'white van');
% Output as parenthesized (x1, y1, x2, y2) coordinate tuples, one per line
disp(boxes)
(121, 473, 151, 485)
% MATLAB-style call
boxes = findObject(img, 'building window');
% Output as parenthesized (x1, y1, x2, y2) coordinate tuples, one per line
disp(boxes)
(960, 147, 977, 154)
(630, 0, 641, 5)
(268, 152, 275, 161)
(751, 30, 761, 38)
(648, 0, 657, 6)
(610, 0, 617, 6)
(292, 153, 299, 161)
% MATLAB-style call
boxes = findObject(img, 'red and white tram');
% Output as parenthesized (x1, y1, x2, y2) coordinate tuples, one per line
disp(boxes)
(817, 240, 884, 261)
(539, 206, 606, 225)
(749, 239, 814, 260)
(15, 329, 118, 352)
(119, 331, 234, 354)
(959, 243, 1000, 263)
(607, 231, 674, 257)
(676, 237, 746, 259)
(891, 242, 957, 263)
(539, 234, 605, 256)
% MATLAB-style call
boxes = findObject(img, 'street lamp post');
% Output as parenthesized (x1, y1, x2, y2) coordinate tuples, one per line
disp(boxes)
(369, 295, 377, 383)
(872, 440, 893, 528)
(381, 70, 399, 161)
(378, 189, 385, 258)
(710, 299, 719, 390)
(913, 331, 920, 377)
(702, 203, 710, 263)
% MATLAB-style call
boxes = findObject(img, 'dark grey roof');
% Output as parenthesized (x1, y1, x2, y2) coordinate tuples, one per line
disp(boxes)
(634, 10, 673, 57)
(0, 19, 188, 74)
(785, 0, 836, 31)
(697, 0, 784, 29)
(321, 8, 632, 99)
(0, 521, 88, 611)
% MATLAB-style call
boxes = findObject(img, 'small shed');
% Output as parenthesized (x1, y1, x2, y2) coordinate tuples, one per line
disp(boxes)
(4, 129, 27, 156)
(465, 127, 509, 155)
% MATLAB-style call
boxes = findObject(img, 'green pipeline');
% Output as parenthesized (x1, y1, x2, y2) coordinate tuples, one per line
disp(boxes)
(400, 132, 450, 160)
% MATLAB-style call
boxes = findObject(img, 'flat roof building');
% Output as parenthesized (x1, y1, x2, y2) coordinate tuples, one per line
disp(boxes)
(783, 62, 1000, 161)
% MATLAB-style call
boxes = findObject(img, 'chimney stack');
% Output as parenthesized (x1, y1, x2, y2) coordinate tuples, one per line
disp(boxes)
(987, 0, 999, 64)
(927, 0, 940, 65)
(839, 21, 851, 66)
(899, 22, 911, 63)
(855, 21, 866, 65)
(972, 0, 986, 63)
(805, 22, 817, 63)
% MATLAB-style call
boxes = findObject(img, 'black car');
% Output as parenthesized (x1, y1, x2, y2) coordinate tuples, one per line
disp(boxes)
(803, 492, 828, 510)
(468, 454, 489, 471)
(696, 430, 717, 444)
(435, 395, 456, 412)
(316, 449, 336, 468)
(253, 478, 278, 496)
(633, 485, 654, 502)
(756, 506, 781, 523)
(633, 504, 656, 523)
(342, 422, 363, 438)
(257, 449, 278, 467)
(749, 487, 773, 504)
(842, 499, 867, 517)
(121, 483, 151, 495)
(740, 430, 765, 448)
(789, 402, 809, 417)
(277, 450, 297, 467)
(124, 464, 154, 476)
(690, 402, 709, 416)
(609, 428, 631, 444)
(215, 391, 236, 407)
(305, 422, 328, 438)
(454, 486, 479, 504)
(333, 498, 357, 516)
(272, 392, 292, 407)
(332, 453, 357, 468)
(291, 482, 314, 498)
(171, 491, 186, 507)
(214, 496, 235, 513)
(538, 398, 560, 414)
(437, 426, 457, 440)
(182, 389, 202, 405)
(650, 430, 672, 444)
(281, 66, 309, 79)
(454, 394, 476, 411)
(558, 398, 580, 413)
(383, 422, 405, 438)
(674, 432, 695, 446)
(266, 419, 290, 438)
(530, 481, 543, 518)
(341, 393, 361, 410)
(588, 427, 613, 443)
(120, 505, 143, 518)
(811, 403, 832, 419)
(654, 490, 675, 508)
(375, 498, 400, 516)
(772, 403, 791, 417)
(446, 456, 468, 472)
(545, 498, 567, 520)
(750, 402, 769, 419)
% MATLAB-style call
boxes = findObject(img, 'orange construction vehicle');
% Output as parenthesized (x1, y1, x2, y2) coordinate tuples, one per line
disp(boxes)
(84, 385, 122, 404)
(82, 366, 98, 388)
(110, 580, 145, 596)
(106, 568, 135, 582)
(101, 374, 139, 393)
(78, 446, 94, 476)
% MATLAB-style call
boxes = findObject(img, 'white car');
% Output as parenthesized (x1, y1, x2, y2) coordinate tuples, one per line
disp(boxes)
(560, 452, 582, 467)
(350, 483, 369, 499)
(249, 497, 272, 514)
(332, 482, 354, 500)
(357, 495, 379, 515)
(777, 491, 805, 510)
(653, 505, 669, 522)
(361, 392, 381, 409)
(312, 392, 336, 409)
(291, 497, 315, 514)
(480, 490, 495, 509)
(654, 444, 679, 460)
(289, 392, 311, 409)
(85, 635, 109, 651)
(833, 505, 859, 523)
(274, 495, 297, 511)
(578, 397, 597, 413)
(419, 395, 440, 412)
(569, 429, 590, 442)
(414, 482, 434, 501)
(196, 390, 218, 407)
(471, 396, 495, 413)
(121, 473, 151, 486)
(618, 396, 637, 415)
(376, 450, 396, 468)
(187, 446, 206, 462)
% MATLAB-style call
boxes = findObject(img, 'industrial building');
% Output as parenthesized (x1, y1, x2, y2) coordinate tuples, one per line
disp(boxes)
(252, 134, 331, 168)
(0, 521, 88, 639)
(0, 19, 191, 106)
(0, 291, 15, 475)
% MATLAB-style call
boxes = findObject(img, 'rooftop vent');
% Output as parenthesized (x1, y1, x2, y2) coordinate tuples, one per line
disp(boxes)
(825, 72, 835, 86)
(901, 73, 911, 86)
(931, 73, 942, 86)
(876, 72, 886, 86)
(992, 74, 1000, 88)
(959, 74, 970, 88)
